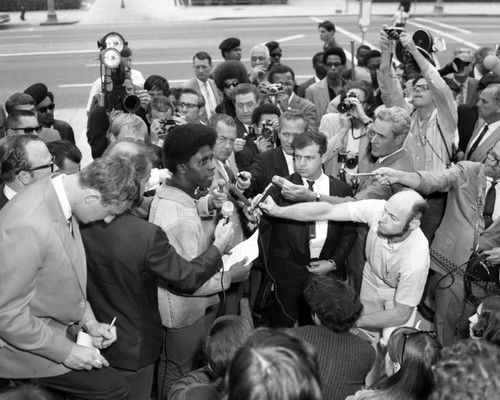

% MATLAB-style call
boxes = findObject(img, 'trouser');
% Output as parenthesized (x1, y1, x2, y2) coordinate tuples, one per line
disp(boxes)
(119, 364, 155, 400)
(270, 282, 313, 328)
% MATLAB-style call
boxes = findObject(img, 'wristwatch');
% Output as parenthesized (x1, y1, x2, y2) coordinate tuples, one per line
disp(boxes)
(363, 119, 373, 127)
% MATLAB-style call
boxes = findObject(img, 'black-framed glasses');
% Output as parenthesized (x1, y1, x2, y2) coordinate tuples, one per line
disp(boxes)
(401, 331, 437, 363)
(25, 156, 55, 173)
(486, 151, 500, 167)
(411, 84, 430, 93)
(37, 104, 55, 114)
(178, 102, 199, 110)
(10, 126, 43, 134)
(223, 80, 239, 89)
(271, 51, 282, 58)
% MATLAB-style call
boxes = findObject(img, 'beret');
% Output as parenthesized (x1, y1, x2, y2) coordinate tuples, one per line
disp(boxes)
(23, 83, 48, 106)
(219, 37, 240, 52)
(265, 41, 280, 53)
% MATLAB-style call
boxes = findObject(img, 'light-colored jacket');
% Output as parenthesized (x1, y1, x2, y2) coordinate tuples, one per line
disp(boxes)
(149, 184, 230, 328)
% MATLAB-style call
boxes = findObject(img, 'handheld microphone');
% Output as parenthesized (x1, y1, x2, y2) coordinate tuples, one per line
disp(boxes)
(249, 182, 274, 212)
(229, 183, 252, 207)
(217, 179, 226, 193)
(272, 175, 294, 190)
(221, 201, 234, 223)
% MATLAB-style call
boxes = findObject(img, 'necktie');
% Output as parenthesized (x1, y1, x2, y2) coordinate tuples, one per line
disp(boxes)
(224, 161, 235, 183)
(307, 180, 316, 239)
(456, 83, 465, 105)
(203, 82, 215, 118)
(467, 124, 488, 160)
(484, 181, 497, 229)
(67, 216, 74, 238)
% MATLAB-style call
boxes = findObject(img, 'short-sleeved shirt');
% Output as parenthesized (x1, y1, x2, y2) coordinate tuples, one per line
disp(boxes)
(347, 199, 430, 307)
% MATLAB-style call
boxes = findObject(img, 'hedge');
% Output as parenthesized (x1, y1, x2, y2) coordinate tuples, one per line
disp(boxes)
(0, 0, 82, 12)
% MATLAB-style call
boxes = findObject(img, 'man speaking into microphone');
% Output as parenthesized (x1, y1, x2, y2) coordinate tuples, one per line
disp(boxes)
(260, 131, 356, 328)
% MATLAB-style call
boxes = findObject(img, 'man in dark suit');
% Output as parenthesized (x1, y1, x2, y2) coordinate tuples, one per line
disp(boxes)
(453, 48, 479, 107)
(81, 141, 233, 400)
(249, 109, 308, 196)
(264, 131, 356, 327)
(0, 135, 53, 210)
(297, 52, 326, 98)
(0, 155, 145, 399)
(268, 65, 318, 129)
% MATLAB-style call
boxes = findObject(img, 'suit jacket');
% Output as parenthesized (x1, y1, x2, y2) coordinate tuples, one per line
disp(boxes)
(464, 120, 500, 162)
(81, 212, 222, 371)
(305, 78, 331, 124)
(417, 162, 500, 274)
(184, 78, 222, 123)
(297, 77, 316, 98)
(457, 104, 479, 152)
(249, 146, 289, 197)
(0, 185, 8, 210)
(0, 177, 92, 378)
(289, 94, 318, 128)
(267, 173, 356, 284)
(464, 78, 479, 106)
(53, 119, 76, 144)
(234, 117, 249, 139)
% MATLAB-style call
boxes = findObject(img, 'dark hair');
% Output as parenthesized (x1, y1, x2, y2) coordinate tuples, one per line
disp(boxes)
(193, 51, 212, 65)
(363, 50, 382, 67)
(226, 328, 322, 400)
(144, 75, 170, 96)
(312, 52, 324, 67)
(234, 83, 260, 103)
(442, 77, 461, 94)
(292, 131, 327, 155)
(340, 80, 375, 117)
(323, 47, 347, 65)
(407, 194, 428, 223)
(162, 123, 216, 173)
(357, 44, 371, 55)
(207, 113, 236, 130)
(478, 73, 500, 92)
(472, 295, 500, 345)
(204, 315, 253, 377)
(0, 135, 39, 184)
(304, 275, 362, 332)
(78, 155, 143, 208)
(268, 64, 295, 83)
(46, 140, 82, 169)
(5, 93, 35, 114)
(6, 110, 37, 130)
(180, 88, 205, 108)
(251, 103, 281, 125)
(318, 20, 335, 32)
(166, 87, 183, 102)
(431, 340, 500, 400)
(213, 60, 250, 92)
(369, 327, 441, 400)
(147, 95, 175, 116)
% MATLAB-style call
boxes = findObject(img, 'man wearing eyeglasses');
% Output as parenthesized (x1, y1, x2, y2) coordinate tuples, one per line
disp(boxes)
(375, 138, 500, 346)
(176, 88, 206, 125)
(0, 135, 53, 210)
(24, 83, 75, 144)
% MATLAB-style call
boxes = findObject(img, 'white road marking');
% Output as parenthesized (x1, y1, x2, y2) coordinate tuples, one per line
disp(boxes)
(273, 34, 305, 43)
(0, 49, 96, 57)
(413, 18, 472, 35)
(406, 21, 479, 50)
(0, 35, 44, 40)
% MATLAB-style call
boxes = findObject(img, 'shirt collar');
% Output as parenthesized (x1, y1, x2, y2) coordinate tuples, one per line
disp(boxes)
(3, 184, 17, 200)
(377, 147, 404, 164)
(51, 174, 72, 221)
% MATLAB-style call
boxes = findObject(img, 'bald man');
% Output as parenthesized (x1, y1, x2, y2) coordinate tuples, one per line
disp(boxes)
(260, 189, 430, 343)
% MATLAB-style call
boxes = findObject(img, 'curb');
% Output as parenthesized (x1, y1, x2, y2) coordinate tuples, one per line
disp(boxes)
(40, 20, 79, 25)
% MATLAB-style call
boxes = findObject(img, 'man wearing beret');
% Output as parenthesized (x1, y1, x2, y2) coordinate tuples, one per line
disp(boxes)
(219, 37, 242, 61)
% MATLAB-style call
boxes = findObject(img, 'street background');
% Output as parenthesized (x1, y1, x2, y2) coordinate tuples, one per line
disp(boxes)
(0, 0, 498, 165)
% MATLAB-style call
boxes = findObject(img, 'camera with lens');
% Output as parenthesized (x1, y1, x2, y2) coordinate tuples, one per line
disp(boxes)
(338, 152, 358, 169)
(267, 83, 284, 96)
(383, 26, 405, 41)
(158, 119, 177, 134)
(259, 119, 278, 143)
(337, 93, 359, 114)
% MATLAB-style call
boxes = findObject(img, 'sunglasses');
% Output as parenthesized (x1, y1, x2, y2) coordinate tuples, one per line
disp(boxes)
(271, 51, 282, 58)
(37, 104, 55, 114)
(223, 80, 239, 89)
(401, 331, 437, 363)
(10, 126, 43, 134)
(25, 156, 55, 173)
(462, 61, 472, 67)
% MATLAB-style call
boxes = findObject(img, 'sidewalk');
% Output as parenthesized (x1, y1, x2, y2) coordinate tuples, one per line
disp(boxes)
(8, 1, 500, 27)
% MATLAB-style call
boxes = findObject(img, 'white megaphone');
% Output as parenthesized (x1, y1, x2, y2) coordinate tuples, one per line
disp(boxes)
(483, 54, 500, 75)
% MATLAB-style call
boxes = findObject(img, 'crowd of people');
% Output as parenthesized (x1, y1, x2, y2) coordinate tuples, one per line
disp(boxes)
(1, 8, 500, 400)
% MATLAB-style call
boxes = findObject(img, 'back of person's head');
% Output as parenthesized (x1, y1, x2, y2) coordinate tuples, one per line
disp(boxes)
(478, 73, 500, 93)
(292, 131, 327, 155)
(78, 155, 143, 208)
(46, 140, 82, 171)
(251, 103, 281, 125)
(304, 274, 362, 332)
(162, 124, 216, 173)
(5, 93, 35, 114)
(375, 327, 441, 400)
(323, 47, 346, 65)
(431, 339, 500, 400)
(226, 328, 322, 400)
(213, 60, 249, 92)
(0, 384, 54, 400)
(0, 135, 38, 184)
(268, 65, 295, 83)
(472, 295, 500, 346)
(204, 315, 254, 378)
(144, 74, 170, 96)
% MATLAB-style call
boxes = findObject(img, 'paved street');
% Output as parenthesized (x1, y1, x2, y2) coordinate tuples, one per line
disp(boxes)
(0, 1, 498, 165)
